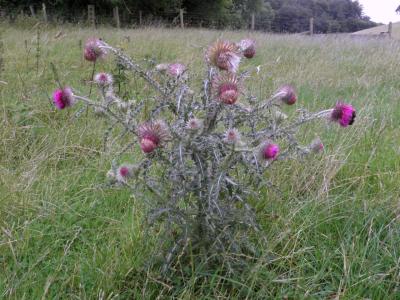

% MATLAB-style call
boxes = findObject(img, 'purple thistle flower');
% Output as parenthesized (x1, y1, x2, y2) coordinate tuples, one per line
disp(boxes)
(331, 102, 356, 127)
(84, 38, 106, 62)
(138, 120, 170, 153)
(212, 73, 241, 105)
(206, 41, 241, 73)
(94, 72, 113, 87)
(116, 165, 132, 182)
(223, 128, 241, 144)
(259, 142, 280, 160)
(53, 87, 75, 110)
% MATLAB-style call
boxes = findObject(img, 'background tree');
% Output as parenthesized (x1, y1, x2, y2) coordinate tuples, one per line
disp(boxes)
(0, 0, 377, 33)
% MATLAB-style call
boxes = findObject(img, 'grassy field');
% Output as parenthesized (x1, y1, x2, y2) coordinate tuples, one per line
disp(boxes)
(1, 23, 400, 299)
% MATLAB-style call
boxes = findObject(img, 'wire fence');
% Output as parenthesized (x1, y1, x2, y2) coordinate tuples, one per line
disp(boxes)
(0, 4, 310, 33)
(0, 4, 394, 37)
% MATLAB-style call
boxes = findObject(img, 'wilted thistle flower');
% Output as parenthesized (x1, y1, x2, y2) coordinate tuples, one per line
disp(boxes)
(330, 102, 356, 127)
(206, 41, 241, 73)
(238, 39, 256, 59)
(167, 63, 186, 77)
(309, 137, 324, 153)
(186, 118, 203, 131)
(84, 38, 106, 62)
(275, 85, 297, 105)
(94, 72, 113, 87)
(259, 141, 280, 160)
(138, 120, 170, 153)
(212, 73, 241, 105)
(53, 87, 75, 110)
(223, 128, 241, 144)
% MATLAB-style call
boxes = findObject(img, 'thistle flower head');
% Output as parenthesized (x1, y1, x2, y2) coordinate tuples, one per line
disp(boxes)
(223, 128, 241, 144)
(259, 141, 280, 161)
(138, 120, 170, 153)
(276, 85, 297, 105)
(212, 73, 241, 105)
(53, 87, 75, 110)
(238, 39, 256, 58)
(167, 63, 186, 77)
(331, 102, 356, 127)
(186, 118, 203, 131)
(94, 72, 113, 87)
(84, 38, 106, 62)
(309, 137, 324, 153)
(206, 41, 241, 73)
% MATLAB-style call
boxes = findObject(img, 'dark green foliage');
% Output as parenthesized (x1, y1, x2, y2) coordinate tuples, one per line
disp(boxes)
(1, 0, 377, 33)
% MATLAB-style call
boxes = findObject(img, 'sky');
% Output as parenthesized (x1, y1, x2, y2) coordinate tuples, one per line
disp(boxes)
(358, 0, 400, 24)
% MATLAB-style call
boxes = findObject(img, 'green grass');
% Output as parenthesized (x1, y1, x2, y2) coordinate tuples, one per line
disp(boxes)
(1, 24, 400, 298)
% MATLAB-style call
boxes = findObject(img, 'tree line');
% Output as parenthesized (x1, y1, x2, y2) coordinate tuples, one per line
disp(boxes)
(2, 0, 378, 33)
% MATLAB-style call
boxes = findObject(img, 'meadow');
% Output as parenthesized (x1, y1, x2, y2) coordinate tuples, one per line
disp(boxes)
(1, 23, 400, 299)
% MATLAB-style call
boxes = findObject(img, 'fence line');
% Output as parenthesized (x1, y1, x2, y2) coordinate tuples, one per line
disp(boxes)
(0, 4, 393, 37)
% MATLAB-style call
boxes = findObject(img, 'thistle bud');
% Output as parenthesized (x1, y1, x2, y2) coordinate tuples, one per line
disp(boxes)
(259, 142, 280, 160)
(186, 118, 203, 131)
(309, 138, 324, 153)
(223, 128, 241, 144)
(238, 39, 256, 59)
(94, 72, 113, 87)
(276, 85, 297, 105)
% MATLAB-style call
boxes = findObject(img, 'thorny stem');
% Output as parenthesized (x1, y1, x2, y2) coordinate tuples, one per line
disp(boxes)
(50, 62, 63, 89)
(270, 109, 333, 137)
(74, 94, 135, 135)
(100, 44, 168, 97)
(88, 61, 96, 97)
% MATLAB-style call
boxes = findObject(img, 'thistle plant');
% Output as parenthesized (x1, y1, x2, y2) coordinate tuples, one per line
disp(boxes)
(51, 38, 356, 273)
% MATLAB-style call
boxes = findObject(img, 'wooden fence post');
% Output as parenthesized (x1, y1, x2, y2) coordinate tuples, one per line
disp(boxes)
(88, 5, 95, 28)
(113, 6, 120, 28)
(42, 3, 47, 23)
(251, 13, 255, 31)
(309, 17, 314, 35)
(139, 10, 142, 26)
(29, 5, 35, 17)
(180, 9, 184, 29)
(388, 22, 392, 38)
